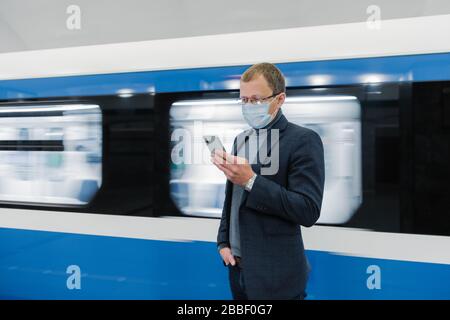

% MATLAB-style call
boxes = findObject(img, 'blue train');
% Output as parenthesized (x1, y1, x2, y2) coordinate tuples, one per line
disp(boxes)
(0, 14, 450, 299)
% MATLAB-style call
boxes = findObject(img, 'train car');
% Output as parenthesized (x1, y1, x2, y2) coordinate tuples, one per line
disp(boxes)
(0, 13, 450, 299)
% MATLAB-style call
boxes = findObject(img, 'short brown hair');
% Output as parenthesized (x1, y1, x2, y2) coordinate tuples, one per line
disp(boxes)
(241, 62, 286, 94)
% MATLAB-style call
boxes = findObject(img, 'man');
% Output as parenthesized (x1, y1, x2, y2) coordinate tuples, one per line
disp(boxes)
(212, 62, 325, 300)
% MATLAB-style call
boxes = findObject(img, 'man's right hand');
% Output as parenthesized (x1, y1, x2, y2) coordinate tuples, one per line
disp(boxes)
(219, 247, 236, 266)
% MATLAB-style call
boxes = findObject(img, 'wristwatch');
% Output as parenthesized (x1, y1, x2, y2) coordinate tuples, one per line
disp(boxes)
(244, 173, 257, 192)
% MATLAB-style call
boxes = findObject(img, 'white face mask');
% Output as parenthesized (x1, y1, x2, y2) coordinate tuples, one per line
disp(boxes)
(241, 101, 273, 129)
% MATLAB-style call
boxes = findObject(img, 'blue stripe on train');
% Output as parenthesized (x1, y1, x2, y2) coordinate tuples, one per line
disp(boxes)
(0, 52, 450, 100)
(0, 227, 449, 299)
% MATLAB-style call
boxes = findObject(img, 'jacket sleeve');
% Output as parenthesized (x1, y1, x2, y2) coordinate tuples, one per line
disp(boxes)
(216, 180, 231, 249)
(244, 130, 325, 227)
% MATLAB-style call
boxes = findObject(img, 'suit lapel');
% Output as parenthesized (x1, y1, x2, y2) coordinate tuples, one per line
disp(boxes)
(256, 113, 289, 173)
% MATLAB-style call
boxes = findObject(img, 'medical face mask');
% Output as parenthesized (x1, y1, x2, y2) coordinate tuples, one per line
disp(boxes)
(241, 102, 273, 129)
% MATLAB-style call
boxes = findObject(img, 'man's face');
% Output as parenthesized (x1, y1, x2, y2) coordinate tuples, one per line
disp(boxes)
(240, 74, 285, 115)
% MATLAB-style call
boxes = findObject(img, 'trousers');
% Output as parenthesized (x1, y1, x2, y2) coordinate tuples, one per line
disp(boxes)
(228, 261, 307, 300)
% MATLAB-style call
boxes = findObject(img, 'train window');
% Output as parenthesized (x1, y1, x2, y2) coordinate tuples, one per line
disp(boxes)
(168, 95, 362, 223)
(0, 104, 102, 205)
(342, 83, 404, 233)
(169, 99, 245, 218)
(282, 96, 362, 224)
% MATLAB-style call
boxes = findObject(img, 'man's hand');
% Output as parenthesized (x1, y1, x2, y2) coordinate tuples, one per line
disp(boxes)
(219, 246, 236, 266)
(211, 150, 254, 186)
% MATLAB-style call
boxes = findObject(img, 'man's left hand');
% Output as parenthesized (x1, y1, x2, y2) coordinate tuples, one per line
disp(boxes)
(211, 150, 254, 186)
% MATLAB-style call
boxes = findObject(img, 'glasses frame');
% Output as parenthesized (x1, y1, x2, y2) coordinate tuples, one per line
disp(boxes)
(238, 92, 282, 106)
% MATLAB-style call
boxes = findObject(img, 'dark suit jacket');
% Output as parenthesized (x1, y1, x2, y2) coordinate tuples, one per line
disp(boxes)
(217, 113, 325, 300)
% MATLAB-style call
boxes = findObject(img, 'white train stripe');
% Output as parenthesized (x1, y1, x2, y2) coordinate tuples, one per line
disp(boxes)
(0, 208, 218, 243)
(0, 14, 450, 80)
(302, 226, 450, 265)
(0, 208, 449, 265)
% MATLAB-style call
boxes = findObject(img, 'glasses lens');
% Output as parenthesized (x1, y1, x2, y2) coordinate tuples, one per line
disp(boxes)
(238, 98, 248, 105)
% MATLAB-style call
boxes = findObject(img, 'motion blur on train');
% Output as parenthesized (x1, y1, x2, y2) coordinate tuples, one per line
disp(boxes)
(0, 3, 449, 299)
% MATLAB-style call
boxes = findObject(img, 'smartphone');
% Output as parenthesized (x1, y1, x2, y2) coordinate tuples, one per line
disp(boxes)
(203, 135, 226, 154)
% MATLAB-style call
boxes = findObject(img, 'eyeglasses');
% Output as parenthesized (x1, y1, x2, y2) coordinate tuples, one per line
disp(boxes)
(237, 92, 282, 106)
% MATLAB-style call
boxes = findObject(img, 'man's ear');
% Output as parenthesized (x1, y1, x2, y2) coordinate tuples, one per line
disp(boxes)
(277, 92, 286, 107)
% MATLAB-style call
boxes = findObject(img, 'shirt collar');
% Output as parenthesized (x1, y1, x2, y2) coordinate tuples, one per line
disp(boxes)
(254, 108, 286, 135)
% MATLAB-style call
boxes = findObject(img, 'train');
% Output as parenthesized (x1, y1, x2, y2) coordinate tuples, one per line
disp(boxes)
(0, 13, 450, 299)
